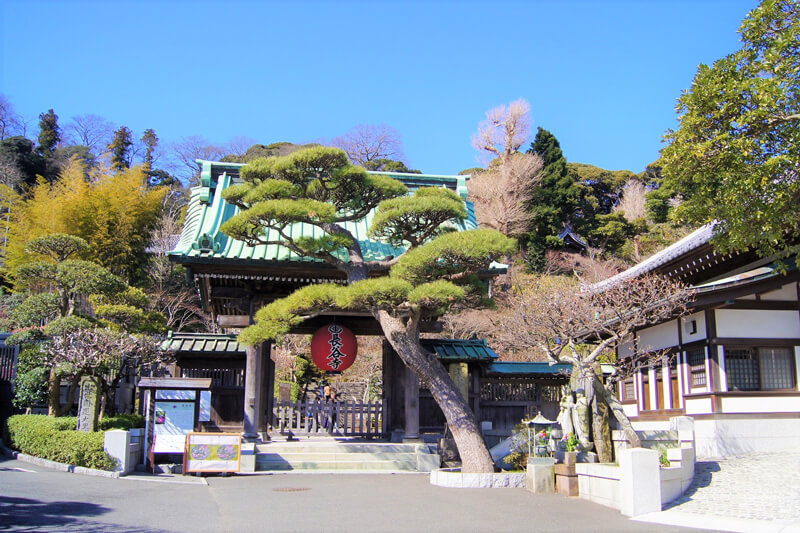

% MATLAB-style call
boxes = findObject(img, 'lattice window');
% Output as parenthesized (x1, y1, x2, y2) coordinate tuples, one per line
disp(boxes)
(182, 367, 245, 388)
(623, 379, 635, 401)
(687, 348, 707, 387)
(759, 347, 794, 390)
(480, 379, 538, 401)
(725, 346, 796, 391)
(725, 348, 759, 391)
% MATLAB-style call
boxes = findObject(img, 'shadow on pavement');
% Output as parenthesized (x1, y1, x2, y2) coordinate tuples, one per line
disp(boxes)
(0, 495, 168, 532)
(662, 460, 721, 510)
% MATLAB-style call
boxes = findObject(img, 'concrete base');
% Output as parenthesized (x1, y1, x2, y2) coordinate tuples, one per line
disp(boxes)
(430, 468, 526, 488)
(525, 458, 555, 494)
(239, 442, 256, 473)
(554, 463, 579, 496)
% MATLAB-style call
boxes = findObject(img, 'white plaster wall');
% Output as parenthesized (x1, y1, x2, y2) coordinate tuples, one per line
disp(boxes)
(720, 395, 800, 413)
(715, 309, 800, 338)
(680, 312, 707, 343)
(637, 320, 679, 352)
(576, 464, 621, 510)
(760, 282, 798, 301)
(622, 403, 638, 418)
(684, 397, 713, 415)
(694, 417, 800, 458)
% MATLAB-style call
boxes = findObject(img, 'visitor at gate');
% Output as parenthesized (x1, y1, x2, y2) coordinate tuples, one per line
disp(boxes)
(324, 383, 332, 402)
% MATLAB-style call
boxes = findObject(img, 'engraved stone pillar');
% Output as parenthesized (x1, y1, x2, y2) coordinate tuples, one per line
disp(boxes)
(77, 376, 101, 432)
(448, 362, 469, 401)
(404, 366, 420, 441)
(243, 343, 265, 441)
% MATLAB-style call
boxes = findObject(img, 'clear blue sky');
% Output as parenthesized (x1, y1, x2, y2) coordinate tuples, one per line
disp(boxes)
(1, 0, 757, 175)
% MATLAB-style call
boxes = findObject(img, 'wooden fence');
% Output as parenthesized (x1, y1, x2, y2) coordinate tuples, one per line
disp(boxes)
(273, 399, 384, 438)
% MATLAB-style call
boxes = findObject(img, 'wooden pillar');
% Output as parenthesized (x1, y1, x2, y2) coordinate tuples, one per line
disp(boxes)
(449, 362, 469, 401)
(381, 339, 393, 437)
(243, 342, 265, 440)
(404, 365, 420, 440)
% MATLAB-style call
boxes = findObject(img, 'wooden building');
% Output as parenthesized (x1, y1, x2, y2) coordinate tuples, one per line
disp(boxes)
(596, 223, 800, 456)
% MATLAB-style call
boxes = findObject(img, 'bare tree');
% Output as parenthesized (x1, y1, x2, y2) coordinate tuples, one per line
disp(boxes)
(331, 124, 404, 165)
(64, 114, 116, 153)
(467, 152, 542, 237)
(146, 204, 209, 331)
(226, 136, 258, 158)
(472, 99, 531, 166)
(0, 94, 26, 140)
(490, 274, 692, 449)
(168, 136, 228, 185)
(614, 179, 647, 222)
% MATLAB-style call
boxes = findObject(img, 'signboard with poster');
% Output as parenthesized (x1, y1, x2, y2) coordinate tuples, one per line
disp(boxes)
(184, 432, 241, 473)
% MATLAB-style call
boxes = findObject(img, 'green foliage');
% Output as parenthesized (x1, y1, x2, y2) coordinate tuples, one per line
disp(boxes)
(108, 126, 133, 172)
(362, 158, 422, 174)
(661, 0, 800, 256)
(336, 278, 413, 310)
(90, 286, 150, 309)
(659, 446, 671, 467)
(94, 304, 166, 334)
(294, 234, 354, 256)
(10, 292, 61, 327)
(291, 353, 320, 402)
(588, 212, 638, 255)
(391, 229, 516, 285)
(566, 432, 579, 452)
(4, 415, 116, 470)
(36, 109, 61, 157)
(98, 414, 145, 430)
(26, 233, 88, 262)
(43, 315, 95, 335)
(12, 345, 49, 408)
(369, 187, 467, 247)
(0, 136, 47, 190)
(407, 280, 465, 311)
(240, 283, 344, 345)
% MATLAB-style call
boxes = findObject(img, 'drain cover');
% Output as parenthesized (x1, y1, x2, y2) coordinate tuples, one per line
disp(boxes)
(273, 487, 312, 492)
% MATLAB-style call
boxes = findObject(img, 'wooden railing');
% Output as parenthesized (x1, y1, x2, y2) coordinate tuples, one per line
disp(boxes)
(272, 399, 383, 438)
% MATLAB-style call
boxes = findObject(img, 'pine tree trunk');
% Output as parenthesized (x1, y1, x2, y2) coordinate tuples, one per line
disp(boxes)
(375, 310, 494, 473)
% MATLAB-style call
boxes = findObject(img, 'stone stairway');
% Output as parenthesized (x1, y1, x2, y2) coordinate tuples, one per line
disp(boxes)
(254, 440, 440, 473)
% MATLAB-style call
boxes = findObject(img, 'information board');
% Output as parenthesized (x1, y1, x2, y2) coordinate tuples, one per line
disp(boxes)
(153, 401, 196, 453)
(184, 433, 241, 473)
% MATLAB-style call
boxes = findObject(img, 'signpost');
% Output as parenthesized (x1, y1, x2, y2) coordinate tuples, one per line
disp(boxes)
(184, 432, 242, 474)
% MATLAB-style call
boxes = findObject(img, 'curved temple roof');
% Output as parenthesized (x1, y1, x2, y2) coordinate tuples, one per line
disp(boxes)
(169, 160, 477, 266)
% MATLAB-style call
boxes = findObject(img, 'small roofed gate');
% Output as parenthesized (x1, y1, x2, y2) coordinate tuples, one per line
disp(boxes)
(273, 399, 383, 438)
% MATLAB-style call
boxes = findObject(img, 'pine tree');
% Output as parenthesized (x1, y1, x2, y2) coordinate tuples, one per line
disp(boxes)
(141, 128, 158, 172)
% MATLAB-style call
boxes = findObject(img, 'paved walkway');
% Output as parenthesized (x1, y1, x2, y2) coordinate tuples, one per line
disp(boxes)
(638, 449, 800, 532)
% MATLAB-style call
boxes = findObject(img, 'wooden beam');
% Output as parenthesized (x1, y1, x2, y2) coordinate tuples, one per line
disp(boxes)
(218, 315, 251, 327)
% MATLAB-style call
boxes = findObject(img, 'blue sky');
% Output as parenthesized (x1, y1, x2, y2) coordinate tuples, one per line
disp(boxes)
(1, 0, 757, 175)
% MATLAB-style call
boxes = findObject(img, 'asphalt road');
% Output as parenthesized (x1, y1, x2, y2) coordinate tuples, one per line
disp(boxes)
(0, 454, 710, 533)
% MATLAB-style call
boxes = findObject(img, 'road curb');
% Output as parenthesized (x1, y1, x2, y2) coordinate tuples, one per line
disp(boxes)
(0, 438, 120, 478)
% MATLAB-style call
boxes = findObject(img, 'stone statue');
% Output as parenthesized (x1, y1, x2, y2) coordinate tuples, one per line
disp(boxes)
(557, 389, 575, 437)
(574, 389, 592, 449)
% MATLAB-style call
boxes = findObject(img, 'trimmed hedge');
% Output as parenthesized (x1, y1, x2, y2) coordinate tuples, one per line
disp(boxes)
(99, 414, 145, 431)
(3, 415, 118, 470)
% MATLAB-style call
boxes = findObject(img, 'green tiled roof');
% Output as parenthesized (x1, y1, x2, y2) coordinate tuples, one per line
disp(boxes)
(485, 362, 572, 376)
(169, 160, 476, 265)
(161, 332, 246, 355)
(420, 339, 499, 362)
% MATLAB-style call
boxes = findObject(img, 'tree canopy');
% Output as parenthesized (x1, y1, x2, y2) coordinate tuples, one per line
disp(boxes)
(221, 146, 514, 472)
(661, 0, 800, 256)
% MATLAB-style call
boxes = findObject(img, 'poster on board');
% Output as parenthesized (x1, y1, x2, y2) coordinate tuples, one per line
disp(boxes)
(153, 401, 196, 453)
(184, 433, 241, 473)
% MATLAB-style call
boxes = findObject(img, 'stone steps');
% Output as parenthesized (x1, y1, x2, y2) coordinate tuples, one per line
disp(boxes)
(254, 441, 440, 473)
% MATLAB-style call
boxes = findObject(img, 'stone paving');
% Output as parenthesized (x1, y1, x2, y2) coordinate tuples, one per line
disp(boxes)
(666, 448, 800, 522)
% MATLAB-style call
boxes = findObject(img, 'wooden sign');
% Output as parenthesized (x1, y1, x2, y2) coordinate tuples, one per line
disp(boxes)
(311, 324, 357, 372)
(184, 433, 242, 474)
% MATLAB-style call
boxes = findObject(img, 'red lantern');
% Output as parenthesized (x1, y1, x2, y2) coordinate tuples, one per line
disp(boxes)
(310, 324, 358, 372)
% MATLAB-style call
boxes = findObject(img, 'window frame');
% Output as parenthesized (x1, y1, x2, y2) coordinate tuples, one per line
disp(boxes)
(723, 345, 797, 392)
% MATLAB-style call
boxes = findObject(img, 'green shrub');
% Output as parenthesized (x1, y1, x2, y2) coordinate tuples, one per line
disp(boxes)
(99, 414, 145, 430)
(4, 414, 116, 470)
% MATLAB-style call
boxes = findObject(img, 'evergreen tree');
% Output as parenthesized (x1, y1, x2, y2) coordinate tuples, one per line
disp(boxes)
(525, 127, 580, 267)
(108, 126, 133, 172)
(36, 109, 61, 158)
(141, 128, 158, 172)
